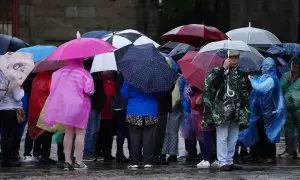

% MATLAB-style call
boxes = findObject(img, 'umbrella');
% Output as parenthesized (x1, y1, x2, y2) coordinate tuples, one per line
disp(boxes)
(159, 41, 180, 54)
(17, 45, 57, 63)
(118, 44, 179, 93)
(161, 53, 179, 72)
(0, 52, 34, 89)
(200, 40, 265, 72)
(226, 23, 281, 47)
(0, 34, 29, 55)
(82, 31, 112, 39)
(162, 24, 228, 47)
(102, 29, 160, 49)
(47, 32, 115, 60)
(267, 43, 300, 57)
(169, 43, 196, 61)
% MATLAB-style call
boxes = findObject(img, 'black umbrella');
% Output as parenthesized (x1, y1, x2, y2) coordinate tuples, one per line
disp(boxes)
(0, 34, 29, 55)
(118, 44, 179, 93)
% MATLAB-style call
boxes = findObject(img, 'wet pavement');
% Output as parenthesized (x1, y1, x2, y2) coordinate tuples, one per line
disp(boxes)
(1, 137, 300, 179)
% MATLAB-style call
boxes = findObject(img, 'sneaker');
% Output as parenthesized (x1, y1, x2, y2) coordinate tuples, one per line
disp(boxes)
(278, 151, 298, 159)
(210, 161, 219, 167)
(128, 164, 139, 169)
(23, 156, 34, 162)
(63, 162, 74, 171)
(144, 164, 153, 168)
(196, 160, 210, 168)
(74, 162, 88, 170)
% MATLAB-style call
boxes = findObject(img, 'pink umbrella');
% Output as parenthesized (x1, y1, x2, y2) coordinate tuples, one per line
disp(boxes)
(34, 32, 116, 72)
(47, 32, 115, 60)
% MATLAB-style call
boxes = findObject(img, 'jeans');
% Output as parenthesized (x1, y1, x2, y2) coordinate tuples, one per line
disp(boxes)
(203, 131, 216, 162)
(84, 110, 101, 154)
(216, 122, 239, 167)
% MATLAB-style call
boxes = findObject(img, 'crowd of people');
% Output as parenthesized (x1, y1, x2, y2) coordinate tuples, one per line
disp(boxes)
(0, 45, 299, 172)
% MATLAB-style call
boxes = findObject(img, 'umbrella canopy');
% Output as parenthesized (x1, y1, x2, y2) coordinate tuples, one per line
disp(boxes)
(0, 52, 34, 89)
(102, 29, 160, 49)
(162, 24, 228, 47)
(159, 41, 180, 54)
(267, 43, 300, 57)
(47, 32, 115, 60)
(161, 53, 179, 71)
(118, 44, 179, 93)
(17, 45, 57, 63)
(169, 43, 196, 61)
(200, 40, 265, 72)
(226, 24, 281, 47)
(82, 31, 112, 39)
(0, 34, 29, 55)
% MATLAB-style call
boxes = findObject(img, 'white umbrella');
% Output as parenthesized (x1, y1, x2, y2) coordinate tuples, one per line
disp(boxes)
(90, 52, 118, 73)
(0, 52, 34, 89)
(226, 22, 281, 46)
(199, 40, 265, 72)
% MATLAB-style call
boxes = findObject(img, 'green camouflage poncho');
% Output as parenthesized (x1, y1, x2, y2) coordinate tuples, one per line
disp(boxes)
(202, 67, 250, 128)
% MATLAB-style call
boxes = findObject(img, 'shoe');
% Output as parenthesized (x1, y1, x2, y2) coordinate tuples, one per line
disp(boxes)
(186, 155, 196, 162)
(220, 165, 231, 171)
(210, 161, 219, 167)
(116, 154, 129, 163)
(167, 155, 177, 162)
(23, 156, 34, 162)
(229, 164, 243, 170)
(83, 153, 96, 161)
(104, 155, 116, 162)
(278, 151, 298, 159)
(39, 157, 57, 165)
(63, 162, 74, 171)
(74, 162, 88, 170)
(196, 160, 210, 168)
(261, 158, 276, 164)
(128, 164, 139, 169)
(144, 164, 153, 168)
(2, 161, 21, 167)
(12, 152, 20, 161)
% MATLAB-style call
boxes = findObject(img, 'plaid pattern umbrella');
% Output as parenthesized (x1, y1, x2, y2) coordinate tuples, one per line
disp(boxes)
(162, 24, 228, 47)
(118, 44, 179, 93)
(102, 29, 160, 49)
(267, 43, 300, 57)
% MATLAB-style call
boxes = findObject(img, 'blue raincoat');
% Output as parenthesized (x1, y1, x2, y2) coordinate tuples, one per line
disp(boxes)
(239, 57, 286, 146)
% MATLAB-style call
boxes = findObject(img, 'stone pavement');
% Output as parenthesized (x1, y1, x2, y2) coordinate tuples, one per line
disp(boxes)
(1, 136, 300, 179)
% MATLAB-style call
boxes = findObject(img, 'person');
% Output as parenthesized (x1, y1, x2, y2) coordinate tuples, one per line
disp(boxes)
(95, 71, 116, 162)
(84, 71, 106, 160)
(161, 76, 184, 162)
(113, 71, 130, 163)
(202, 50, 250, 171)
(239, 57, 286, 164)
(279, 56, 300, 159)
(44, 59, 94, 170)
(154, 90, 173, 164)
(27, 71, 56, 165)
(0, 86, 24, 167)
(121, 82, 158, 169)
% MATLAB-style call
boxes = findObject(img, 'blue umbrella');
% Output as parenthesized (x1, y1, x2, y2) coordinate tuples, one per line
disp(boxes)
(118, 44, 179, 93)
(267, 43, 300, 57)
(0, 34, 29, 55)
(17, 45, 56, 63)
(82, 31, 112, 39)
(161, 52, 179, 72)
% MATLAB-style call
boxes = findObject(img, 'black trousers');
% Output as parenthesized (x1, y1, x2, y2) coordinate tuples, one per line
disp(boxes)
(57, 133, 65, 161)
(0, 110, 19, 164)
(129, 124, 156, 164)
(115, 110, 130, 157)
(252, 118, 276, 159)
(184, 139, 203, 157)
(154, 114, 168, 156)
(23, 129, 42, 157)
(34, 131, 53, 159)
(95, 120, 116, 158)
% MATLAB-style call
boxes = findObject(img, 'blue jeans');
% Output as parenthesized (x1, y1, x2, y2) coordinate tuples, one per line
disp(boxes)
(216, 122, 239, 167)
(84, 110, 101, 154)
(203, 131, 216, 162)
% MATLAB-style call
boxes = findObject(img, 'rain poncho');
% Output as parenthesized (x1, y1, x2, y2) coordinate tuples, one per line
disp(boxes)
(280, 56, 300, 138)
(28, 71, 52, 140)
(239, 57, 286, 146)
(44, 59, 94, 129)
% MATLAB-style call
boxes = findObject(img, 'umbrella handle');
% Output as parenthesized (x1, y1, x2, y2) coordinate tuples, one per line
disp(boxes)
(226, 75, 235, 97)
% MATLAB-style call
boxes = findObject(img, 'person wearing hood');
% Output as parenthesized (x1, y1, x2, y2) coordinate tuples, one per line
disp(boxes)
(239, 57, 286, 164)
(44, 59, 94, 170)
(280, 56, 300, 159)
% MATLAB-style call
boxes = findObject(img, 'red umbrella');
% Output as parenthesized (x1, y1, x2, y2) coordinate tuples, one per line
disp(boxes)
(178, 51, 224, 90)
(162, 24, 228, 47)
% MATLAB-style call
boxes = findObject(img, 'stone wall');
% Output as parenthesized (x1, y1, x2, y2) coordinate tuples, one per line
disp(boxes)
(229, 0, 299, 42)
(20, 0, 160, 45)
